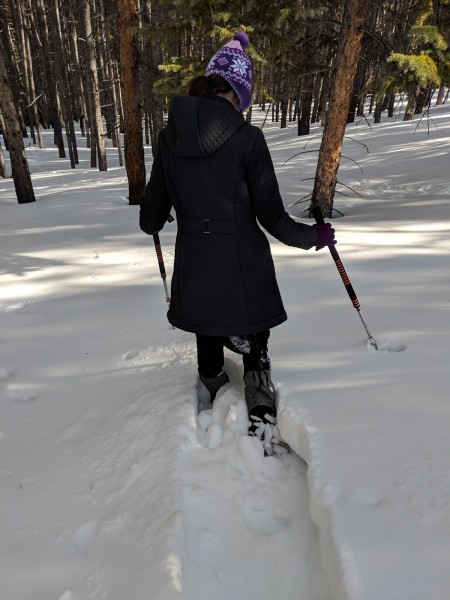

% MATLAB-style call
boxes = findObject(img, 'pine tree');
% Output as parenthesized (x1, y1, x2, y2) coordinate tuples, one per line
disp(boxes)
(117, 0, 146, 205)
(311, 0, 369, 218)
(0, 44, 35, 203)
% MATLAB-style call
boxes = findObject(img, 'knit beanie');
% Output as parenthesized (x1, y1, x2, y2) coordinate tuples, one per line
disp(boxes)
(205, 31, 253, 111)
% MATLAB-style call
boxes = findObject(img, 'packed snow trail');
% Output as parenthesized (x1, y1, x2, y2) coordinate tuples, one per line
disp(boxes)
(171, 347, 331, 599)
(113, 335, 331, 600)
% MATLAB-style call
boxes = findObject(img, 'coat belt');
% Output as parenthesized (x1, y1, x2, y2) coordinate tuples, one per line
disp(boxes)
(180, 217, 235, 234)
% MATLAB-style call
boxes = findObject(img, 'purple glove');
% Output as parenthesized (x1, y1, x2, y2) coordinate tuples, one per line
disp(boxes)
(313, 223, 336, 251)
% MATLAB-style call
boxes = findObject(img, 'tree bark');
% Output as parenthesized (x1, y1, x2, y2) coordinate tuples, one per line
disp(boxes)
(280, 88, 288, 129)
(403, 84, 419, 121)
(49, 0, 78, 168)
(142, 0, 164, 153)
(347, 59, 366, 123)
(387, 92, 395, 117)
(297, 73, 314, 136)
(34, 0, 66, 157)
(374, 96, 383, 123)
(0, 47, 35, 203)
(118, 0, 145, 204)
(20, 1, 44, 148)
(12, 0, 36, 144)
(0, 139, 8, 178)
(435, 83, 446, 106)
(310, 0, 369, 217)
(80, 0, 108, 171)
(1, 1, 27, 136)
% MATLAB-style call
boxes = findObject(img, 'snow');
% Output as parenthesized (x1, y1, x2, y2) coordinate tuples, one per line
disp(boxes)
(1, 98, 450, 599)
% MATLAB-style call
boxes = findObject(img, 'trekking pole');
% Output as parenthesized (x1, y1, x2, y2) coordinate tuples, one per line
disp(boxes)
(152, 215, 175, 328)
(313, 206, 379, 350)
(153, 233, 171, 305)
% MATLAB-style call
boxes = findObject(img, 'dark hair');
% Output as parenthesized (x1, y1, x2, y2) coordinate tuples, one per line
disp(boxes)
(188, 74, 233, 97)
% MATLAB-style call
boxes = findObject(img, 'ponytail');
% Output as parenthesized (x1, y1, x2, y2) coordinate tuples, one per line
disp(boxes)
(188, 74, 233, 97)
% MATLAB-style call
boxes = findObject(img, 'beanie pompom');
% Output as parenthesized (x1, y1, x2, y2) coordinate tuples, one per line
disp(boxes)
(233, 31, 249, 49)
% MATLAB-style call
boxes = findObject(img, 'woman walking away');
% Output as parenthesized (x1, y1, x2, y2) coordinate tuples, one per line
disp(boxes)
(140, 31, 335, 446)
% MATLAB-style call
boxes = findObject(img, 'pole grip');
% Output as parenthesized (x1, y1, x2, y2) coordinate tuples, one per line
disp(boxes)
(312, 206, 361, 310)
(153, 233, 166, 280)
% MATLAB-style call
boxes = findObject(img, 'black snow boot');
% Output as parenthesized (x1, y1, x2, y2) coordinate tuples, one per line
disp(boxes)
(197, 371, 229, 413)
(243, 370, 277, 437)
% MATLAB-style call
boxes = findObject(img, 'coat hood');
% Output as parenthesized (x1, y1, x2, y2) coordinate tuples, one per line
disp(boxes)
(164, 95, 246, 158)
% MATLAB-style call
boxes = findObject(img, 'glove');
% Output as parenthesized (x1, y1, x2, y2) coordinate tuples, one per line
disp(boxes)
(313, 223, 336, 251)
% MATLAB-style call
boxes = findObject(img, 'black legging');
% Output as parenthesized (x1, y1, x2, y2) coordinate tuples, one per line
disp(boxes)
(196, 331, 271, 377)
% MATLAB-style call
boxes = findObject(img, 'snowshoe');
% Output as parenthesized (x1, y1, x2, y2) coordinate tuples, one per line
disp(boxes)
(244, 371, 290, 456)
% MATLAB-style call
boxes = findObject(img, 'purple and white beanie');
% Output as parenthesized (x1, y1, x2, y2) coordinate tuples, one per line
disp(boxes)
(205, 31, 253, 111)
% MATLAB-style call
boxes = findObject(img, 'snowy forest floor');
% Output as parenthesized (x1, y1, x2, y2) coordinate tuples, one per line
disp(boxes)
(1, 99, 450, 600)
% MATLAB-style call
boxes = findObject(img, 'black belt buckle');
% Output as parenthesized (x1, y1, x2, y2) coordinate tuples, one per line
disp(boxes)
(203, 219, 210, 234)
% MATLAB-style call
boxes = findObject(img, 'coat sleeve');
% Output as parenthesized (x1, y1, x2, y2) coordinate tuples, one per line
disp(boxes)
(139, 138, 173, 236)
(245, 128, 318, 250)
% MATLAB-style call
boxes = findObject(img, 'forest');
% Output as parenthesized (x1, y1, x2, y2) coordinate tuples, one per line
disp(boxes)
(1, 0, 449, 208)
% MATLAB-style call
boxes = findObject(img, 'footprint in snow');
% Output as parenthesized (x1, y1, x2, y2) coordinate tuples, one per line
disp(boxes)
(205, 423, 222, 449)
(367, 338, 407, 352)
(196, 389, 249, 450)
(6, 388, 38, 403)
(239, 491, 291, 535)
(58, 411, 101, 443)
(196, 408, 225, 449)
(0, 367, 14, 380)
(71, 521, 100, 556)
(0, 300, 33, 313)
(58, 592, 79, 600)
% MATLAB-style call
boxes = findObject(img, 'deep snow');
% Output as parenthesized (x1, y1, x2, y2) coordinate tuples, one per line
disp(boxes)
(1, 97, 450, 600)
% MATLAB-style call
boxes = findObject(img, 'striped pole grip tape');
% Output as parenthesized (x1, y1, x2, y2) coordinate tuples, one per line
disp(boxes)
(333, 258, 361, 309)
(153, 234, 166, 279)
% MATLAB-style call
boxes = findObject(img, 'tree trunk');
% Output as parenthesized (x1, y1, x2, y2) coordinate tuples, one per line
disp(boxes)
(13, 0, 36, 144)
(49, 0, 78, 168)
(34, 0, 66, 157)
(0, 48, 35, 203)
(416, 85, 433, 113)
(280, 87, 288, 129)
(142, 0, 164, 154)
(317, 49, 334, 126)
(24, 0, 51, 130)
(373, 97, 383, 123)
(297, 73, 314, 136)
(311, 76, 322, 124)
(118, 0, 145, 204)
(0, 139, 8, 178)
(387, 92, 395, 117)
(435, 83, 446, 106)
(1, 2, 27, 137)
(80, 0, 108, 171)
(246, 104, 252, 124)
(21, 1, 44, 148)
(310, 0, 369, 218)
(64, 0, 87, 133)
(403, 85, 419, 121)
(347, 59, 366, 123)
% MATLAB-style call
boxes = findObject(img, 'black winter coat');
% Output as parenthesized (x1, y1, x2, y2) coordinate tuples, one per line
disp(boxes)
(140, 95, 318, 336)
